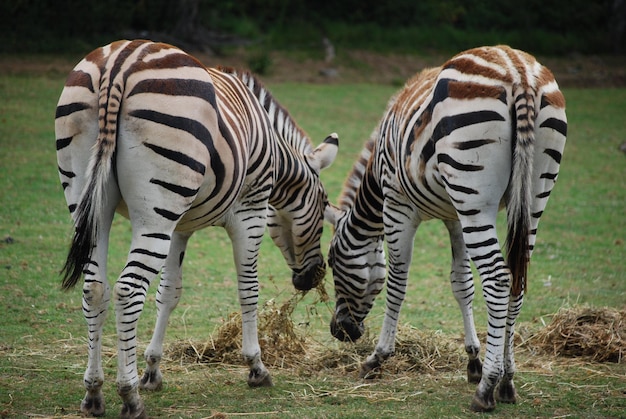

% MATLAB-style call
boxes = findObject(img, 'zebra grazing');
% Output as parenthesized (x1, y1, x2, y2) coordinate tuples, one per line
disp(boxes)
(325, 45, 566, 412)
(56, 40, 338, 418)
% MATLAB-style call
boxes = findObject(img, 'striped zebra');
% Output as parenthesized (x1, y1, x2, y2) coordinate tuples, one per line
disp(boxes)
(56, 40, 338, 418)
(325, 45, 566, 412)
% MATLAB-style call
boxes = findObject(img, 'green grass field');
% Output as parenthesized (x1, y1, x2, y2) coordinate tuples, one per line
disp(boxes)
(0, 72, 624, 418)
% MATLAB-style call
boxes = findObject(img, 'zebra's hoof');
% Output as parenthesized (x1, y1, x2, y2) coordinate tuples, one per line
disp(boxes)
(496, 380, 517, 404)
(359, 362, 382, 380)
(120, 400, 147, 419)
(248, 368, 273, 387)
(80, 392, 105, 417)
(470, 391, 496, 412)
(139, 368, 163, 391)
(467, 358, 483, 384)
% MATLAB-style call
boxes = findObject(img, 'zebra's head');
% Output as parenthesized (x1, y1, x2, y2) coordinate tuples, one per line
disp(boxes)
(325, 204, 387, 342)
(267, 133, 339, 292)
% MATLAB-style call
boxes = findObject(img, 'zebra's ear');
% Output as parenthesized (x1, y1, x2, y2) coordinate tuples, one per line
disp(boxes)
(324, 203, 344, 227)
(308, 133, 339, 173)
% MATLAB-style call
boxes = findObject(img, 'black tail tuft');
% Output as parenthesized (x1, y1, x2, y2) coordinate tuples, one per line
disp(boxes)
(60, 197, 95, 290)
(505, 209, 530, 297)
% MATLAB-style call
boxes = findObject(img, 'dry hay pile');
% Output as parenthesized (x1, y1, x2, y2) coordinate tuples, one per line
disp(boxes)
(170, 289, 624, 377)
(529, 306, 625, 363)
(170, 293, 307, 368)
(312, 324, 465, 376)
(170, 286, 464, 375)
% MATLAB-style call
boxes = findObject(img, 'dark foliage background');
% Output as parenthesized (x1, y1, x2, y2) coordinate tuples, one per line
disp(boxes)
(0, 0, 623, 54)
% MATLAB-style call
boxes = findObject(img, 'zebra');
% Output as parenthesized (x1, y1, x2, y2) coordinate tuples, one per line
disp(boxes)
(55, 39, 338, 418)
(324, 45, 567, 412)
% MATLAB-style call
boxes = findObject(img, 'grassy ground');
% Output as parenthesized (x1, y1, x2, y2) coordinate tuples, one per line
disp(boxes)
(0, 64, 624, 418)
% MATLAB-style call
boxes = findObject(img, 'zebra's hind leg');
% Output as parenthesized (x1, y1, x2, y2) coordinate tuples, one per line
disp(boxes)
(443, 220, 482, 384)
(495, 292, 524, 404)
(455, 213, 510, 413)
(141, 232, 192, 391)
(114, 229, 174, 419)
(80, 198, 116, 417)
(80, 271, 110, 417)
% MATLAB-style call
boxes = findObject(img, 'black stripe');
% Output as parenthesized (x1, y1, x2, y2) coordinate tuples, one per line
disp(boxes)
(125, 260, 159, 275)
(454, 139, 496, 150)
(457, 208, 480, 216)
(463, 225, 493, 233)
(540, 172, 558, 180)
(543, 148, 562, 164)
(540, 117, 567, 137)
(142, 233, 171, 240)
(58, 166, 76, 178)
(154, 207, 183, 221)
(130, 248, 168, 259)
(56, 137, 73, 150)
(466, 237, 498, 249)
(128, 78, 216, 103)
(432, 111, 506, 143)
(143, 142, 206, 175)
(150, 178, 199, 198)
(55, 102, 90, 119)
(130, 109, 210, 143)
(437, 153, 483, 171)
(442, 176, 478, 195)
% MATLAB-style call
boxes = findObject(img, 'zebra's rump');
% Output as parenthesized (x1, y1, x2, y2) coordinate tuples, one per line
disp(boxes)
(56, 40, 253, 231)
(374, 45, 566, 221)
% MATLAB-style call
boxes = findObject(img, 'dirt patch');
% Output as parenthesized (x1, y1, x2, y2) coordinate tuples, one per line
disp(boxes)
(2, 48, 625, 88)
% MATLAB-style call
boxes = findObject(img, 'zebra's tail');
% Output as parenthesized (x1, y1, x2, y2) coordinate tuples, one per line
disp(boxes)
(506, 85, 536, 297)
(61, 82, 120, 290)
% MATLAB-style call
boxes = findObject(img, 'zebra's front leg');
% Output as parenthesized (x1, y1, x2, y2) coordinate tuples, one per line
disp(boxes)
(359, 314, 401, 379)
(443, 220, 481, 383)
(361, 208, 417, 379)
(141, 232, 192, 391)
(227, 218, 272, 387)
(114, 230, 172, 419)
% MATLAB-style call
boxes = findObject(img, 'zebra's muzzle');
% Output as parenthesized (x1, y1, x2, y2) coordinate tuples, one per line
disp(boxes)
(292, 263, 326, 291)
(330, 313, 364, 342)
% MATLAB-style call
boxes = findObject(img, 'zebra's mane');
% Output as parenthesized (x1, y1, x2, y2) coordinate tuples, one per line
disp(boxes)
(338, 136, 375, 211)
(216, 66, 313, 155)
